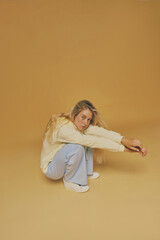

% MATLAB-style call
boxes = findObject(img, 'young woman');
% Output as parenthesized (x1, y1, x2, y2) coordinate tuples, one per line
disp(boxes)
(41, 100, 147, 192)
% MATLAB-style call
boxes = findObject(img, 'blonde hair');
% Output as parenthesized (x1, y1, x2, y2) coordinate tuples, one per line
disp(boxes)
(69, 100, 107, 128)
(43, 100, 110, 163)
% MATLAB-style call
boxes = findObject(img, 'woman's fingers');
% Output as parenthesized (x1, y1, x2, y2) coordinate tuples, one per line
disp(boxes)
(129, 146, 140, 152)
(128, 146, 147, 156)
(124, 147, 135, 153)
(141, 147, 147, 156)
(123, 138, 147, 157)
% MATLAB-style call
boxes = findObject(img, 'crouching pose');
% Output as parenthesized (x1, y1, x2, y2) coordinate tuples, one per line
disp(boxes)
(40, 100, 147, 192)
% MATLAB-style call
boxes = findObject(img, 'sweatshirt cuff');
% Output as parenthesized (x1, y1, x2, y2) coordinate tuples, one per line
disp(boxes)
(118, 144, 125, 152)
(116, 135, 124, 144)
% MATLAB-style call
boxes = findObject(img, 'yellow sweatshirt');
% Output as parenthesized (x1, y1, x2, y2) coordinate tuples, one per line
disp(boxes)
(40, 118, 125, 174)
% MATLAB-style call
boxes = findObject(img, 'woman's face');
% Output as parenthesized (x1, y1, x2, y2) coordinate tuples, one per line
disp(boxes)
(74, 108, 93, 131)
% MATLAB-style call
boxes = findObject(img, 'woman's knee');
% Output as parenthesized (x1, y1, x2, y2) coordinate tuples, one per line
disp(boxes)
(66, 144, 85, 155)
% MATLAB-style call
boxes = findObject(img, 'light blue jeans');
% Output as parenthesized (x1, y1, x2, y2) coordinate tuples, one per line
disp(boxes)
(45, 143, 93, 186)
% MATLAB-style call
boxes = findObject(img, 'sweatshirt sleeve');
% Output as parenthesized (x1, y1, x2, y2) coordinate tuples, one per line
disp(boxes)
(84, 125, 123, 144)
(55, 122, 125, 152)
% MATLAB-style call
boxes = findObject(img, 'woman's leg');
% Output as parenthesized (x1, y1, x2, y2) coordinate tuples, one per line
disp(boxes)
(46, 143, 88, 186)
(86, 147, 100, 179)
(64, 144, 88, 186)
(86, 147, 93, 176)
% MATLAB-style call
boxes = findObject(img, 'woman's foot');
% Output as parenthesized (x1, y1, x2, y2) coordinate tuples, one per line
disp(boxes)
(63, 179, 89, 192)
(88, 172, 100, 179)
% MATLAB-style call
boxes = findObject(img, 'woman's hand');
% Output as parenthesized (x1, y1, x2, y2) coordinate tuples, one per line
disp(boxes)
(122, 137, 147, 157)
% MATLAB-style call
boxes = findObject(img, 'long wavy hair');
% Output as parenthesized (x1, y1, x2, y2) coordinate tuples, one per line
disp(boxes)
(43, 100, 110, 163)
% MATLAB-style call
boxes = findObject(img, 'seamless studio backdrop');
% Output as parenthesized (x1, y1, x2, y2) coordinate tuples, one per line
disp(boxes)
(1, 1, 160, 240)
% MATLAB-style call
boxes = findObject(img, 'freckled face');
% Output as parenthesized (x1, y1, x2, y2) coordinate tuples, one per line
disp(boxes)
(74, 108, 93, 131)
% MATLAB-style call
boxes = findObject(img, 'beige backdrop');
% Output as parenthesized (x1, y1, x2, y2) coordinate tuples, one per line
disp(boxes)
(1, 0, 160, 240)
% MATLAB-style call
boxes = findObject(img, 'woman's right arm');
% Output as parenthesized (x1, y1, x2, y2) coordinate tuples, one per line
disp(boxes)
(84, 125, 123, 144)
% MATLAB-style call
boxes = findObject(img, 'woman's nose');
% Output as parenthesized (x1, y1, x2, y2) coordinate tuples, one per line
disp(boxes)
(84, 119, 88, 125)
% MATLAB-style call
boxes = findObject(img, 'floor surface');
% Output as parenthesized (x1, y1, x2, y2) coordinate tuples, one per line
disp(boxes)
(1, 121, 160, 240)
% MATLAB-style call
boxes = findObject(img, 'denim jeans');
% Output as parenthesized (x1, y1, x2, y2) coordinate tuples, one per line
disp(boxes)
(45, 143, 93, 186)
